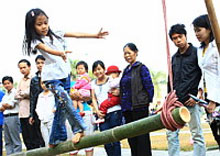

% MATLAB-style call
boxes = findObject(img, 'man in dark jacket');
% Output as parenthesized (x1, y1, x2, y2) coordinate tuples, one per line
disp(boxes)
(29, 55, 45, 148)
(166, 24, 206, 156)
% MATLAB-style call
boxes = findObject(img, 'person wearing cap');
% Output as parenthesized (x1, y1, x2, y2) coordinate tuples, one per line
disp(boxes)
(94, 65, 121, 124)
(120, 43, 154, 156)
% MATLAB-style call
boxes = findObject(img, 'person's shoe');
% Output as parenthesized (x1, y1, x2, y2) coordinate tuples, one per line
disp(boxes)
(69, 152, 78, 155)
(79, 112, 85, 117)
(94, 118, 105, 124)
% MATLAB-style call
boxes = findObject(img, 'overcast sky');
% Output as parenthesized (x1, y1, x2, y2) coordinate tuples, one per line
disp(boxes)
(0, 0, 220, 82)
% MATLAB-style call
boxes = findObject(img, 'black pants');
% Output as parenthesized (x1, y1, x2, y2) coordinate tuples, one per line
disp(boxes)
(32, 114, 45, 147)
(123, 108, 152, 156)
(205, 97, 220, 149)
(20, 117, 44, 150)
(210, 120, 220, 149)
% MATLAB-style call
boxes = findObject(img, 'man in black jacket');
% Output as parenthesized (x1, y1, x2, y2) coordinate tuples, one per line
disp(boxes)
(29, 55, 45, 148)
(166, 24, 206, 156)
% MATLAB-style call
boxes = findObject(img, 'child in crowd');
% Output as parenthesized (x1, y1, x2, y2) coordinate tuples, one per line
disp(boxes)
(36, 81, 56, 147)
(95, 65, 121, 124)
(71, 61, 91, 117)
(23, 8, 108, 147)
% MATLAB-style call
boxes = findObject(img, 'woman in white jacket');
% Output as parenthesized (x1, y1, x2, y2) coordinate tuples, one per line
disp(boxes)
(193, 14, 220, 150)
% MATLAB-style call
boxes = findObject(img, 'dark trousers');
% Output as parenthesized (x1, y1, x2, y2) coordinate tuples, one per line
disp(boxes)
(210, 120, 220, 149)
(99, 110, 122, 156)
(32, 114, 45, 147)
(20, 118, 44, 150)
(123, 108, 152, 156)
(205, 98, 220, 149)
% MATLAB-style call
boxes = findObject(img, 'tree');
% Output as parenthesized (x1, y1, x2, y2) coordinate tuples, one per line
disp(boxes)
(151, 70, 167, 100)
(69, 59, 79, 80)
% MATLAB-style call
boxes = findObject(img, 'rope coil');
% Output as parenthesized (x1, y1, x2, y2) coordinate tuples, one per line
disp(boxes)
(160, 91, 184, 131)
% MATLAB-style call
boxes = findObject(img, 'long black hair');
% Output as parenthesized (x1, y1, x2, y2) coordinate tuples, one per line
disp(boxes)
(192, 14, 214, 47)
(23, 8, 60, 56)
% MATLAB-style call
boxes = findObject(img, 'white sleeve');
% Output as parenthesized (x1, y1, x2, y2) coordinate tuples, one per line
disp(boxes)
(31, 40, 42, 52)
(91, 80, 96, 90)
(54, 30, 65, 38)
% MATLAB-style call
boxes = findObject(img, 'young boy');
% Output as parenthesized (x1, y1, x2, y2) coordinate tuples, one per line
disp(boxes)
(36, 81, 56, 146)
(95, 65, 121, 124)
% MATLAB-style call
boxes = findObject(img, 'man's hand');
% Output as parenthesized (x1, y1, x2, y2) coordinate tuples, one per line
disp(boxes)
(2, 103, 12, 109)
(0, 106, 5, 112)
(184, 98, 196, 107)
(29, 117, 35, 125)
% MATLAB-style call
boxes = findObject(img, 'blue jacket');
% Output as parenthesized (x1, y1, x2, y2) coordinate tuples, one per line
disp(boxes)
(120, 61, 154, 112)
(0, 90, 5, 125)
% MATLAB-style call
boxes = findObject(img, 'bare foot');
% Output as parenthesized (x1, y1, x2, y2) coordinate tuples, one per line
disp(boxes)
(49, 144, 57, 148)
(72, 132, 84, 144)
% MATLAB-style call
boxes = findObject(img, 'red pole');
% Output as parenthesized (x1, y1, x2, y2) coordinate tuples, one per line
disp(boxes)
(161, 0, 173, 91)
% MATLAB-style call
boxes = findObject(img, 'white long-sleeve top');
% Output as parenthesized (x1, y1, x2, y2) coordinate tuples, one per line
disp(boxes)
(0, 88, 19, 115)
(197, 41, 220, 103)
(36, 91, 55, 123)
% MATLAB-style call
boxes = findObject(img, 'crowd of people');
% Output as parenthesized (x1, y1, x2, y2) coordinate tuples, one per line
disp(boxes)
(0, 7, 219, 156)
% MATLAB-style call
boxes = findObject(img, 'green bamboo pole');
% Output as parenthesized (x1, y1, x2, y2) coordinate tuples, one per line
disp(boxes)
(10, 107, 190, 156)
(205, 0, 220, 54)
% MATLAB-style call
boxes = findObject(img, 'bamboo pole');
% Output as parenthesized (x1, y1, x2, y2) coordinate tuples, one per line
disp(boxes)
(10, 107, 190, 156)
(205, 0, 220, 54)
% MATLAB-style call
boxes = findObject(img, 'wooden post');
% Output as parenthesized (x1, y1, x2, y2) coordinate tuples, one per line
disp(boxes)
(10, 107, 190, 156)
(205, 0, 220, 54)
